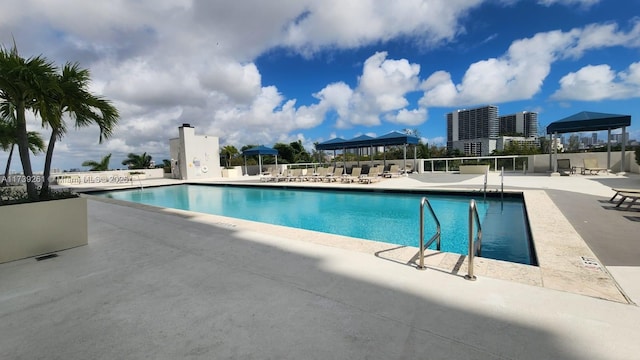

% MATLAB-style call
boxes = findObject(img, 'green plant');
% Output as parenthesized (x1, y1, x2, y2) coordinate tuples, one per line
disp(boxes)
(122, 152, 152, 169)
(0, 186, 78, 206)
(82, 153, 112, 171)
(635, 147, 640, 167)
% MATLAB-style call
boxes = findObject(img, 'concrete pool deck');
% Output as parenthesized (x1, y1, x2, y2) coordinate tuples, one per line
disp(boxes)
(1, 172, 639, 359)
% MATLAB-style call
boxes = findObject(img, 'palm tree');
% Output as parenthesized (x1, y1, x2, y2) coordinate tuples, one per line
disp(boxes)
(0, 43, 59, 200)
(39, 62, 119, 198)
(82, 153, 112, 171)
(220, 145, 239, 167)
(122, 152, 152, 169)
(0, 103, 46, 186)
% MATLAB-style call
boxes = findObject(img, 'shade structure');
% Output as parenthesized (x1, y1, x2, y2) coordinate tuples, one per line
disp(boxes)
(315, 131, 420, 172)
(368, 131, 420, 147)
(546, 111, 631, 134)
(316, 131, 419, 151)
(315, 137, 347, 151)
(242, 145, 278, 156)
(242, 145, 278, 175)
(546, 111, 632, 173)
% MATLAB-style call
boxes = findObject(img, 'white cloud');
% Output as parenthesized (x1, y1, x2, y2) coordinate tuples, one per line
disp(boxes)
(328, 52, 424, 128)
(419, 22, 640, 107)
(282, 0, 483, 55)
(551, 62, 640, 101)
(200, 61, 262, 104)
(386, 108, 428, 126)
(537, 0, 601, 8)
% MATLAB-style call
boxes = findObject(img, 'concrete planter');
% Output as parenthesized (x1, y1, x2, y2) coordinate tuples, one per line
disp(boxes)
(0, 197, 88, 264)
(222, 167, 242, 178)
(459, 164, 490, 174)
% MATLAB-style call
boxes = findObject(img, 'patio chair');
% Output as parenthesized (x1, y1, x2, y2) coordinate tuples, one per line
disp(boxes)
(383, 164, 401, 178)
(610, 188, 640, 202)
(359, 167, 380, 184)
(273, 168, 288, 182)
(341, 167, 362, 183)
(556, 159, 573, 176)
(286, 168, 303, 182)
(583, 158, 607, 175)
(323, 167, 343, 182)
(310, 167, 328, 182)
(615, 192, 640, 210)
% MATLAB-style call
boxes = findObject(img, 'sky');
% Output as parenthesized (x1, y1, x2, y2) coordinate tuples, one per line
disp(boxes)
(1, 0, 640, 172)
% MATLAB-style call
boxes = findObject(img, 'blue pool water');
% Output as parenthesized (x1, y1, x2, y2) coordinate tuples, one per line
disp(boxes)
(97, 185, 535, 265)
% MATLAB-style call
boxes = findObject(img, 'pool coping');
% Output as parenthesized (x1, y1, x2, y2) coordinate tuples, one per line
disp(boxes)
(82, 185, 631, 304)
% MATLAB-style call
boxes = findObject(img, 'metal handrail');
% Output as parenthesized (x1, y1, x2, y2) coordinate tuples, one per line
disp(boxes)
(501, 166, 504, 201)
(465, 199, 482, 281)
(418, 197, 441, 270)
(483, 168, 488, 200)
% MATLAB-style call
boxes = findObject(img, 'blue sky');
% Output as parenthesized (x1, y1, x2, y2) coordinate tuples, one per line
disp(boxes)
(1, 0, 639, 171)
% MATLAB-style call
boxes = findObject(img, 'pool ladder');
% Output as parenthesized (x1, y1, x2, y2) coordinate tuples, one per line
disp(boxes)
(417, 197, 483, 281)
(417, 197, 441, 270)
(465, 199, 482, 281)
(483, 166, 505, 202)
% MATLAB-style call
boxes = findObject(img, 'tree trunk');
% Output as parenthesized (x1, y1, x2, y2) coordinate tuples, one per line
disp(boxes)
(40, 128, 58, 199)
(1, 143, 14, 187)
(14, 101, 38, 200)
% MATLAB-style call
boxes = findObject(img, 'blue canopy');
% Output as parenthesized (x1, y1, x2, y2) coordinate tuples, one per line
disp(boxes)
(316, 132, 419, 151)
(242, 146, 278, 175)
(547, 111, 631, 134)
(315, 137, 347, 151)
(369, 131, 420, 147)
(242, 145, 278, 156)
(546, 111, 632, 173)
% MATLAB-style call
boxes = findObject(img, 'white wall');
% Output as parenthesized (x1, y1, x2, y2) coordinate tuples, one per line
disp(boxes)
(171, 125, 221, 180)
(529, 151, 637, 174)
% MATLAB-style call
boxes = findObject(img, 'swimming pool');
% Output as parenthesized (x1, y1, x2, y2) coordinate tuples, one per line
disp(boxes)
(96, 184, 536, 265)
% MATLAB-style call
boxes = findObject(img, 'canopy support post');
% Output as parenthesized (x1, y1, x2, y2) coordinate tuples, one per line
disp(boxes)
(620, 126, 626, 174)
(607, 128, 612, 171)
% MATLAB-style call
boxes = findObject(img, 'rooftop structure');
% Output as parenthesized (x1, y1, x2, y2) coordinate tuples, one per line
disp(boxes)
(169, 124, 221, 180)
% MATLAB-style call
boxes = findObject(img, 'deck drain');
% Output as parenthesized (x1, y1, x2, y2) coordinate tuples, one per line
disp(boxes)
(580, 256, 601, 270)
(35, 253, 59, 261)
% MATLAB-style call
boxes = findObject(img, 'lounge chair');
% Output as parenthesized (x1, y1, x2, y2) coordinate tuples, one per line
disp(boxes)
(556, 159, 573, 176)
(259, 166, 277, 181)
(583, 158, 607, 175)
(341, 167, 362, 183)
(610, 188, 640, 202)
(286, 168, 302, 182)
(359, 167, 380, 184)
(615, 192, 640, 210)
(310, 167, 328, 182)
(323, 167, 344, 182)
(383, 164, 400, 178)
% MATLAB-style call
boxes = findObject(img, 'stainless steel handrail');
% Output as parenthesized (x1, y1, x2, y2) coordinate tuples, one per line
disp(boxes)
(465, 199, 482, 281)
(501, 166, 504, 201)
(483, 168, 488, 200)
(418, 197, 441, 270)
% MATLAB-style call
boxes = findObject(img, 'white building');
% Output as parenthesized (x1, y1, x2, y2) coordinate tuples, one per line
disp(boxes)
(169, 124, 221, 180)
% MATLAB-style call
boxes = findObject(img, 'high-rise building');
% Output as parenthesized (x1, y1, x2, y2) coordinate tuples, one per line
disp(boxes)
(499, 111, 538, 137)
(447, 105, 499, 156)
(446, 105, 538, 156)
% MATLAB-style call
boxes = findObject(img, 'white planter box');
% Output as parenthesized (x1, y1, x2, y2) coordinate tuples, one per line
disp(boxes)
(459, 165, 489, 174)
(222, 167, 241, 178)
(0, 197, 88, 263)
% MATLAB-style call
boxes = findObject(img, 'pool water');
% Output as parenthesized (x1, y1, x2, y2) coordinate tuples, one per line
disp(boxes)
(97, 184, 535, 265)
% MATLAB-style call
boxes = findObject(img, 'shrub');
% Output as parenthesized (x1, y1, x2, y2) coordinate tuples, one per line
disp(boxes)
(0, 187, 78, 206)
